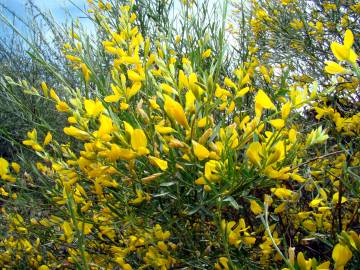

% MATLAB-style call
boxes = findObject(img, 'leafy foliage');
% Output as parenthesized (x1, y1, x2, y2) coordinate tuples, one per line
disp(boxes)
(0, 0, 359, 269)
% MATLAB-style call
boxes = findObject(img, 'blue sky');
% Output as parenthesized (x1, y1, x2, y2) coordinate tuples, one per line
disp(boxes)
(0, 0, 88, 21)
(0, 0, 92, 37)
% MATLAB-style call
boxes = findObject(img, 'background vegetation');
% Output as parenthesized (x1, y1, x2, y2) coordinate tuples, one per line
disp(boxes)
(0, 0, 359, 269)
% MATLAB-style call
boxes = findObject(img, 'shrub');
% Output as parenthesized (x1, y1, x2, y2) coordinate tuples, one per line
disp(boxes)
(0, 0, 359, 269)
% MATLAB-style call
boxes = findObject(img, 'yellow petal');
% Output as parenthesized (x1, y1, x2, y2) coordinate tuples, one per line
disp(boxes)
(331, 42, 349, 61)
(246, 142, 262, 166)
(43, 132, 52, 146)
(98, 115, 114, 139)
(297, 252, 310, 269)
(104, 94, 121, 103)
(288, 128, 297, 143)
(0, 158, 9, 176)
(126, 82, 142, 99)
(255, 89, 276, 115)
(192, 140, 210, 161)
(348, 49, 358, 64)
(332, 244, 352, 267)
(160, 83, 178, 95)
(343, 29, 354, 49)
(324, 61, 349, 75)
(224, 77, 237, 89)
(201, 49, 211, 58)
(178, 70, 189, 90)
(131, 129, 147, 152)
(332, 192, 347, 204)
(185, 90, 196, 113)
(274, 202, 287, 214)
(123, 121, 134, 135)
(164, 95, 189, 128)
(236, 86, 250, 98)
(64, 126, 90, 140)
(250, 199, 263, 215)
(62, 221, 74, 243)
(11, 162, 20, 173)
(317, 261, 330, 270)
(269, 119, 285, 129)
(101, 144, 136, 161)
(309, 198, 323, 208)
(127, 69, 145, 81)
(155, 125, 176, 134)
(271, 187, 293, 200)
(149, 156, 168, 171)
(281, 101, 291, 119)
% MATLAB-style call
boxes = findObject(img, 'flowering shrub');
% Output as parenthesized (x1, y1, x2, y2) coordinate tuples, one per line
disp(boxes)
(0, 0, 359, 269)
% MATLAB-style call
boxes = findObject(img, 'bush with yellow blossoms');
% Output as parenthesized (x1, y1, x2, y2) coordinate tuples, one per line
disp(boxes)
(0, 0, 359, 269)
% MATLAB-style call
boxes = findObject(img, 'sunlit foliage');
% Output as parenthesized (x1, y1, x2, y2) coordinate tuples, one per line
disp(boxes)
(0, 0, 359, 269)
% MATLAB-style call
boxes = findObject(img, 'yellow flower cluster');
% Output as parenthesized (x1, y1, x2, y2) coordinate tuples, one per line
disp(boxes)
(0, 0, 359, 269)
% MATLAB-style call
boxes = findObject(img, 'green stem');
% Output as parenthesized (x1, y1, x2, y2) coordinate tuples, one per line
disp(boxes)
(260, 203, 295, 270)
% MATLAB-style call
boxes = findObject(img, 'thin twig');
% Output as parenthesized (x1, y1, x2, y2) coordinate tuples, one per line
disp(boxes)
(289, 150, 344, 172)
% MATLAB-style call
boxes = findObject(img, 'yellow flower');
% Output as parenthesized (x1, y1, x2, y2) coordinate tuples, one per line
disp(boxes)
(271, 187, 294, 200)
(126, 82, 142, 99)
(274, 202, 287, 214)
(43, 131, 52, 145)
(185, 90, 196, 113)
(255, 89, 276, 116)
(215, 257, 229, 270)
(127, 69, 145, 81)
(11, 162, 20, 173)
(309, 198, 323, 208)
(332, 192, 347, 204)
(290, 19, 304, 30)
(81, 63, 91, 82)
(77, 222, 93, 235)
(224, 77, 237, 89)
(84, 99, 104, 117)
(0, 157, 9, 176)
(175, 35, 181, 44)
(62, 221, 74, 243)
(250, 199, 263, 215)
(120, 102, 129, 110)
(41, 81, 48, 97)
(129, 189, 151, 205)
(192, 140, 210, 161)
(246, 142, 262, 166)
(131, 129, 149, 155)
(160, 83, 178, 95)
(344, 29, 354, 49)
(324, 61, 350, 75)
(236, 86, 250, 98)
(297, 252, 312, 270)
(105, 84, 121, 103)
(164, 94, 189, 128)
(204, 160, 221, 182)
(332, 243, 352, 269)
(269, 119, 285, 129)
(98, 114, 114, 140)
(100, 144, 136, 161)
(155, 125, 176, 134)
(281, 101, 291, 119)
(56, 101, 70, 112)
(201, 49, 212, 58)
(149, 156, 168, 171)
(178, 70, 189, 90)
(330, 30, 358, 64)
(64, 126, 90, 140)
(50, 88, 60, 102)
